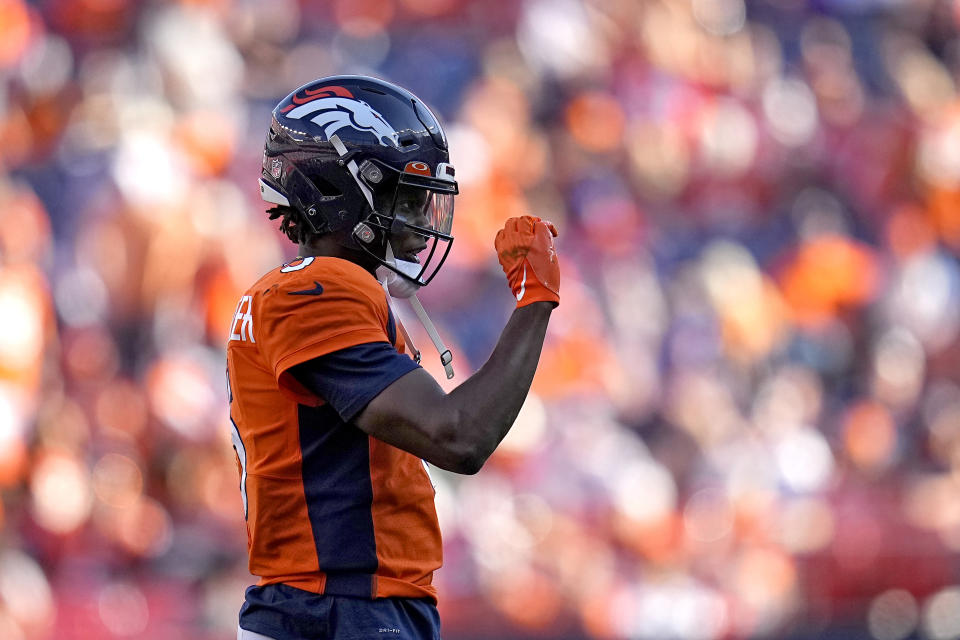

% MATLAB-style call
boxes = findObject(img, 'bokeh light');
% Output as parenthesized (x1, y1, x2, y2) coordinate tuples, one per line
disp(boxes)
(98, 581, 149, 637)
(868, 589, 919, 640)
(0, 550, 54, 635)
(775, 427, 834, 493)
(0, 0, 32, 68)
(923, 586, 960, 640)
(29, 451, 92, 534)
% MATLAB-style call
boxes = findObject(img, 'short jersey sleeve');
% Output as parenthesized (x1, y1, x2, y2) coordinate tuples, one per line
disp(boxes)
(253, 257, 397, 403)
(289, 343, 420, 422)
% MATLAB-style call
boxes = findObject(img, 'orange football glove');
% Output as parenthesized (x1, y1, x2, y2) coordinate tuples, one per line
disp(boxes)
(495, 215, 560, 308)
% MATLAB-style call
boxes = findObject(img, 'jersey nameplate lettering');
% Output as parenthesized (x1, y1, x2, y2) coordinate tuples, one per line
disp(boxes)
(230, 295, 255, 342)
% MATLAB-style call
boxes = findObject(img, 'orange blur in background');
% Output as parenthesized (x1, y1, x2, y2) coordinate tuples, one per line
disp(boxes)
(0, 0, 959, 639)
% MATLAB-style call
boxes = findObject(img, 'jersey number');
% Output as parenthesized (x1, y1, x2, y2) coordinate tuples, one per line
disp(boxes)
(230, 418, 248, 520)
(280, 256, 315, 272)
(226, 366, 248, 520)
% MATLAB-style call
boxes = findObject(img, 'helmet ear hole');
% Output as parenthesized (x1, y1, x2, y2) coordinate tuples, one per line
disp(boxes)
(310, 175, 342, 199)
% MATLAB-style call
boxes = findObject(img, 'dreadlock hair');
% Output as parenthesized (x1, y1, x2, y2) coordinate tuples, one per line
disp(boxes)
(267, 205, 324, 245)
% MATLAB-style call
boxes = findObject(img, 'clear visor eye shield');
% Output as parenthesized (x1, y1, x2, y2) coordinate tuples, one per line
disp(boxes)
(331, 135, 459, 379)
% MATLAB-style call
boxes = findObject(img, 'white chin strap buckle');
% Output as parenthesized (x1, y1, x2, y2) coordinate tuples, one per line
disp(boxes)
(407, 294, 454, 379)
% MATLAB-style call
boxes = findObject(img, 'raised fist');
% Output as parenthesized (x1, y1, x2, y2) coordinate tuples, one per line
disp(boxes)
(494, 215, 560, 308)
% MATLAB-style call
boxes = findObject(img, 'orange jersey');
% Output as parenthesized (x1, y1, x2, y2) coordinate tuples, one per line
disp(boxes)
(225, 256, 442, 602)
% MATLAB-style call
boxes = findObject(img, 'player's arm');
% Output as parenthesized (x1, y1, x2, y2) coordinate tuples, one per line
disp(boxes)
(352, 216, 560, 474)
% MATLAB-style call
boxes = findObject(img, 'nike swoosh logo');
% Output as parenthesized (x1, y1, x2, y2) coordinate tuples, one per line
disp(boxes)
(516, 264, 526, 301)
(288, 281, 324, 296)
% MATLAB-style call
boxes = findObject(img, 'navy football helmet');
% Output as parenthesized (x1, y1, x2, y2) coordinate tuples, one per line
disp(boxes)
(259, 75, 458, 286)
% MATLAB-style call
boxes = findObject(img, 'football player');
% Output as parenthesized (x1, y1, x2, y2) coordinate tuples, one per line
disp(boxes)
(227, 75, 560, 640)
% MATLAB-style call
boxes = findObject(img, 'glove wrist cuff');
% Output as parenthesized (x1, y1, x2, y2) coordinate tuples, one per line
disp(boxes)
(514, 282, 559, 308)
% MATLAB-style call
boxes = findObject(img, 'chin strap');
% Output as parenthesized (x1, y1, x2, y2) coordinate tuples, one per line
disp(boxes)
(331, 134, 377, 212)
(406, 294, 454, 379)
(380, 244, 455, 379)
(394, 308, 421, 365)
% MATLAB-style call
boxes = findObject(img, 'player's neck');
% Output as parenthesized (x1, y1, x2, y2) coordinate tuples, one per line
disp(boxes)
(298, 236, 379, 276)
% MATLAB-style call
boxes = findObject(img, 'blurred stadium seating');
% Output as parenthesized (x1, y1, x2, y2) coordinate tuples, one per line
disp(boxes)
(0, 0, 959, 638)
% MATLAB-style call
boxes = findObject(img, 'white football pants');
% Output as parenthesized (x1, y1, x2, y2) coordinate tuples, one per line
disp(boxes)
(238, 627, 278, 640)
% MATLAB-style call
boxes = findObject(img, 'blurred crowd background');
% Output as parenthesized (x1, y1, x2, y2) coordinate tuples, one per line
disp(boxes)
(1, 0, 959, 638)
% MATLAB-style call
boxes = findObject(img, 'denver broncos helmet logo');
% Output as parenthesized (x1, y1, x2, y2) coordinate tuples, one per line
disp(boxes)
(281, 85, 400, 149)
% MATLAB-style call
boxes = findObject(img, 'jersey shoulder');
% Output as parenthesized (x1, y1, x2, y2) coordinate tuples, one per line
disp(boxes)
(247, 256, 384, 303)
(247, 256, 394, 384)
(245, 256, 391, 356)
